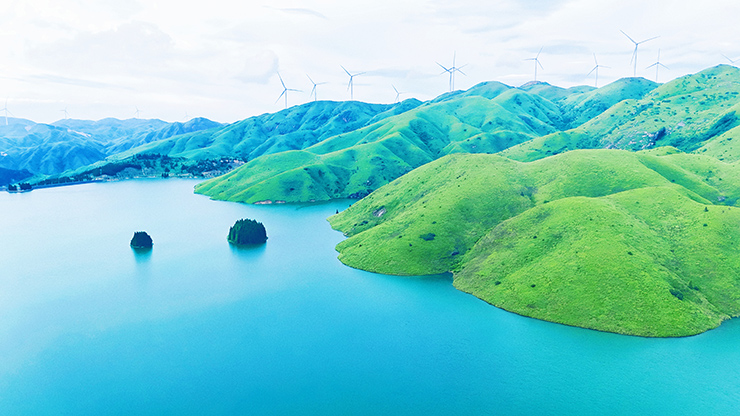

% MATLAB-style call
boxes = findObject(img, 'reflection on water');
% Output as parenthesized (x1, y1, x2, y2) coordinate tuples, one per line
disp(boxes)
(228, 241, 267, 259)
(132, 247, 152, 263)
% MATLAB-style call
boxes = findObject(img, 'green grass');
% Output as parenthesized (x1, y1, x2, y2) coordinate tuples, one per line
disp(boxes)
(502, 65, 740, 162)
(197, 77, 648, 203)
(329, 148, 740, 336)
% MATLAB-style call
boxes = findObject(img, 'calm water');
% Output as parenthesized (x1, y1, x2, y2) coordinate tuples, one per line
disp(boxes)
(1, 179, 739, 415)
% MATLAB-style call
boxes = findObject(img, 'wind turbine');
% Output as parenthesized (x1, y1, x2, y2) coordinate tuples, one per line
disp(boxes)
(341, 66, 365, 100)
(525, 47, 544, 82)
(587, 53, 610, 87)
(1, 99, 13, 126)
(61, 107, 69, 119)
(307, 74, 327, 101)
(275, 72, 301, 109)
(646, 49, 669, 82)
(436, 52, 467, 91)
(621, 30, 659, 77)
(392, 85, 406, 103)
(134, 106, 141, 119)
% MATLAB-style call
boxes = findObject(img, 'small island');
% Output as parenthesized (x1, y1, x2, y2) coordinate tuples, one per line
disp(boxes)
(130, 231, 153, 249)
(228, 218, 267, 245)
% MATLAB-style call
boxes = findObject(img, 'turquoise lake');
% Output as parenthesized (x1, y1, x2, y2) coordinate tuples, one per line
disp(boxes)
(1, 179, 740, 415)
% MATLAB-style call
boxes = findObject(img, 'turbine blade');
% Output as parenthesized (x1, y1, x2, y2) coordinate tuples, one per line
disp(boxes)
(275, 90, 286, 103)
(536, 46, 543, 59)
(277, 72, 286, 89)
(537, 60, 544, 70)
(620, 29, 637, 45)
(457, 68, 467, 76)
(307, 74, 315, 85)
(437, 62, 450, 72)
(639, 36, 659, 44)
(587, 66, 597, 76)
(393, 85, 399, 94)
(722, 53, 734, 63)
(288, 89, 301, 92)
(646, 63, 658, 69)
(341, 65, 351, 76)
(660, 63, 669, 69)
(593, 53, 598, 65)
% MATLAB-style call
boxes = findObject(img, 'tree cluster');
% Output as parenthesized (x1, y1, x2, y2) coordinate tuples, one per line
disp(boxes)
(130, 231, 153, 249)
(228, 218, 268, 245)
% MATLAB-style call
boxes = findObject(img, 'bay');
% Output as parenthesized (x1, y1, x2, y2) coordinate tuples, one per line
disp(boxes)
(0, 179, 739, 415)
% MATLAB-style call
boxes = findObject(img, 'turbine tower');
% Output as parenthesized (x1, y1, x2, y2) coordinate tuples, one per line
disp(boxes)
(276, 72, 301, 109)
(1, 99, 13, 126)
(341, 66, 365, 100)
(621, 30, 659, 77)
(587, 53, 610, 87)
(437, 52, 467, 91)
(646, 49, 669, 82)
(307, 74, 327, 101)
(525, 47, 544, 82)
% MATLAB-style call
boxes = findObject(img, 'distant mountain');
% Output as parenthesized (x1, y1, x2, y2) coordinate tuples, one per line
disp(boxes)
(195, 77, 658, 203)
(0, 166, 32, 185)
(328, 148, 740, 337)
(0, 117, 222, 176)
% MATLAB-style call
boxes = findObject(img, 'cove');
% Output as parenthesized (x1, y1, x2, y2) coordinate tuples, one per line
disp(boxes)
(1, 179, 739, 415)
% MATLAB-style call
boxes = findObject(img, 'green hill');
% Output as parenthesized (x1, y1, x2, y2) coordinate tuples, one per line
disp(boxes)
(328, 149, 740, 337)
(502, 65, 740, 162)
(196, 78, 655, 203)
(115, 100, 420, 161)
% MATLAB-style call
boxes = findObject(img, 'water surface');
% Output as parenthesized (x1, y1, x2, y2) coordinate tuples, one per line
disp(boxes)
(1, 179, 739, 415)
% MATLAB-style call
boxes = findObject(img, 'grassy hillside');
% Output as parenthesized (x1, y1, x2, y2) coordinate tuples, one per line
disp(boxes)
(328, 149, 740, 336)
(503, 65, 740, 162)
(117, 100, 419, 161)
(196, 78, 654, 203)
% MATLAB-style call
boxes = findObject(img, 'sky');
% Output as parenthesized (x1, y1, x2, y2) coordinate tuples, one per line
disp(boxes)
(1, 0, 739, 124)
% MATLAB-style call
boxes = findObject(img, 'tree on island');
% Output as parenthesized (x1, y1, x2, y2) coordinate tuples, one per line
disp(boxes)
(228, 218, 267, 245)
(130, 231, 153, 249)
(7, 184, 17, 191)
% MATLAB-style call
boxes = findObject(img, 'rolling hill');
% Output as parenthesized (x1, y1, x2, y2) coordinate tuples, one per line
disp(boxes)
(328, 148, 740, 337)
(0, 117, 221, 178)
(502, 65, 740, 161)
(195, 77, 658, 203)
(113, 100, 422, 162)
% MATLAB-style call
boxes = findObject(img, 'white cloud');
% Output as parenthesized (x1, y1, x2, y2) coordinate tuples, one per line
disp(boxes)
(238, 51, 280, 84)
(2, 0, 740, 123)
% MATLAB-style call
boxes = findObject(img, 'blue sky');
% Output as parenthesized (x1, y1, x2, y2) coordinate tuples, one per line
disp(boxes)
(1, 0, 738, 123)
